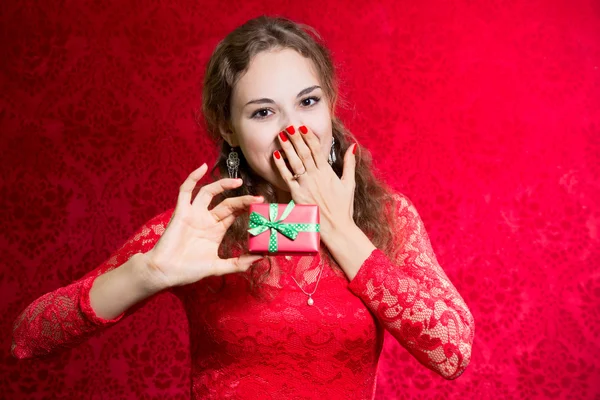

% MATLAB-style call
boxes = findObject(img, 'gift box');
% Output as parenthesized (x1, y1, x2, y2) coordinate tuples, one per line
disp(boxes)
(248, 200, 320, 254)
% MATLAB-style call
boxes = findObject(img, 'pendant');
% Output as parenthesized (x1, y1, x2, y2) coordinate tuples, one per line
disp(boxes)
(307, 297, 314, 306)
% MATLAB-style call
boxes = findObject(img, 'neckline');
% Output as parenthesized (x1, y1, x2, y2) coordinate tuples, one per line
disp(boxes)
(276, 250, 323, 285)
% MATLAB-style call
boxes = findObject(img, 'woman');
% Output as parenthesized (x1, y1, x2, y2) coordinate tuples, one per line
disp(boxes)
(12, 16, 475, 399)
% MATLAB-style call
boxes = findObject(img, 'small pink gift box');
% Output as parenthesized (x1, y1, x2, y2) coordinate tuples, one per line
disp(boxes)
(247, 201, 320, 255)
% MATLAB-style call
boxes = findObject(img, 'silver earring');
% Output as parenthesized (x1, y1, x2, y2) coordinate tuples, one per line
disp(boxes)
(227, 147, 240, 179)
(328, 137, 336, 166)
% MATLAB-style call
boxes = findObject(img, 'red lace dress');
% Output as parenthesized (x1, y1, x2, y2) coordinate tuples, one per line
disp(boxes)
(11, 192, 475, 399)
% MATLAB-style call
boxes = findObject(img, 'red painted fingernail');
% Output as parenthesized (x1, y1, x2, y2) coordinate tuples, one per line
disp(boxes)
(274, 150, 281, 159)
(285, 125, 295, 134)
(299, 125, 308, 134)
(352, 143, 358, 154)
(279, 131, 288, 142)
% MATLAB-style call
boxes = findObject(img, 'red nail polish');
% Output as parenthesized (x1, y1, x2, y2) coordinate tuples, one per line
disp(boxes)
(274, 150, 281, 159)
(279, 131, 288, 142)
(299, 126, 308, 134)
(286, 126, 295, 134)
(352, 143, 358, 154)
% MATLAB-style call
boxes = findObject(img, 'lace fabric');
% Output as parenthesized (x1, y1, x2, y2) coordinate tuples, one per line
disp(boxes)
(11, 190, 474, 398)
(347, 194, 475, 380)
(11, 213, 169, 358)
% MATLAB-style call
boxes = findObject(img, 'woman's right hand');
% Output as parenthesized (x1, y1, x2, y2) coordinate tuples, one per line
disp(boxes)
(139, 163, 265, 290)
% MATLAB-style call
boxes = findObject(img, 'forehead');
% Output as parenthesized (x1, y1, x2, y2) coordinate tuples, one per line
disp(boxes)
(232, 48, 321, 103)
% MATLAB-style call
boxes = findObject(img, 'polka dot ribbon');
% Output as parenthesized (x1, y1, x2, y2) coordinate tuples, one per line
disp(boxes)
(248, 200, 320, 253)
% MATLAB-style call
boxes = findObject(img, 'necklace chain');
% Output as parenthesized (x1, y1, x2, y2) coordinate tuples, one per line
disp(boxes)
(289, 258, 324, 306)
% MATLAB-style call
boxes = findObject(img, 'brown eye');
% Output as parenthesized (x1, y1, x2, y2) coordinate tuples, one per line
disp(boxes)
(251, 108, 273, 119)
(301, 96, 320, 107)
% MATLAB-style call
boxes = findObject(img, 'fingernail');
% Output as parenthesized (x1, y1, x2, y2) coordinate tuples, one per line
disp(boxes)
(285, 125, 295, 134)
(352, 143, 358, 154)
(274, 150, 281, 159)
(279, 131, 288, 142)
(299, 126, 308, 134)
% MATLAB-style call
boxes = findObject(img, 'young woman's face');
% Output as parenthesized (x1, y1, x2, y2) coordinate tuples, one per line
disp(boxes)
(226, 48, 333, 192)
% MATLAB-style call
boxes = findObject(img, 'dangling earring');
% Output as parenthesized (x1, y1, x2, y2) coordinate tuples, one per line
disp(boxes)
(328, 137, 336, 166)
(227, 147, 240, 179)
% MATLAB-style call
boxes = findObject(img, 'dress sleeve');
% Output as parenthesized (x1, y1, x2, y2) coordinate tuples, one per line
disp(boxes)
(347, 193, 475, 380)
(11, 208, 175, 359)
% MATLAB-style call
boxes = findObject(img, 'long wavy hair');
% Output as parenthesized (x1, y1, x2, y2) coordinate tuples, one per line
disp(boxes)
(199, 16, 396, 296)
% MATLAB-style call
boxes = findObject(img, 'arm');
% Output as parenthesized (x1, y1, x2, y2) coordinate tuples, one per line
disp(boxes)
(11, 208, 174, 359)
(330, 193, 475, 380)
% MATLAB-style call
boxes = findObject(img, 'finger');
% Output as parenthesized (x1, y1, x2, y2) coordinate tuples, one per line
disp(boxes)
(298, 125, 328, 169)
(211, 195, 264, 225)
(273, 150, 297, 183)
(349, 184, 356, 219)
(210, 253, 265, 276)
(176, 164, 208, 209)
(278, 128, 308, 175)
(341, 143, 358, 183)
(193, 177, 244, 209)
(284, 125, 317, 172)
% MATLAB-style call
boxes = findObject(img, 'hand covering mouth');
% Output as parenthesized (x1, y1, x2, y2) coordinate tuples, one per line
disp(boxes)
(283, 157, 292, 170)
(276, 151, 292, 170)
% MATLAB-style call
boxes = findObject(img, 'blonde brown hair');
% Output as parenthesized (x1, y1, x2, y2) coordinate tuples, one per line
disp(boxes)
(200, 16, 395, 294)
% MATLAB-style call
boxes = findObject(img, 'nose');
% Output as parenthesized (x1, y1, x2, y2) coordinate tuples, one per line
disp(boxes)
(278, 108, 304, 135)
(279, 122, 301, 135)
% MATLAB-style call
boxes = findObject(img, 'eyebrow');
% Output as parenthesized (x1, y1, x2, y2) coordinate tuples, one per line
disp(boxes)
(244, 85, 321, 107)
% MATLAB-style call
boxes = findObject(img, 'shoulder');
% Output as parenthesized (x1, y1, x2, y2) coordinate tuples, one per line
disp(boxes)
(383, 189, 419, 217)
(382, 189, 429, 240)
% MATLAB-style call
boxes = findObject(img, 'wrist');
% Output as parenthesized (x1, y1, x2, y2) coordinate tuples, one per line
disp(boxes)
(327, 221, 360, 243)
(322, 218, 355, 242)
(324, 223, 376, 281)
(129, 252, 171, 294)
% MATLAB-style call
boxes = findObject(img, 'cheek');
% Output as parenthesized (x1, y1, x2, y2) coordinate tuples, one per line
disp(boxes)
(238, 135, 275, 171)
(236, 121, 271, 152)
(309, 117, 333, 158)
(308, 106, 331, 131)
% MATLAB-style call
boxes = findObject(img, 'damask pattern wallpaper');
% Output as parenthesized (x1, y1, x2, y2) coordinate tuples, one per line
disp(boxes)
(1, 0, 599, 398)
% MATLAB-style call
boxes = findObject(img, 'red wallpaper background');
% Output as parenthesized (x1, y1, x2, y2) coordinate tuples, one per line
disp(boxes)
(1, 0, 599, 399)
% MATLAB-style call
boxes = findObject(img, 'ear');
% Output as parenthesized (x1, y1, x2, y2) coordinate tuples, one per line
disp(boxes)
(219, 121, 239, 147)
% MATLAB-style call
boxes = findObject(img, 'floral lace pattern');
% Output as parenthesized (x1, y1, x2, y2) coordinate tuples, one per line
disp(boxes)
(12, 190, 474, 398)
(11, 212, 169, 359)
(347, 194, 474, 380)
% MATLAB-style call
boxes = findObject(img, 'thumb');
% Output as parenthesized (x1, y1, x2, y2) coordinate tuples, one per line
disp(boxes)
(341, 143, 358, 183)
(211, 253, 264, 276)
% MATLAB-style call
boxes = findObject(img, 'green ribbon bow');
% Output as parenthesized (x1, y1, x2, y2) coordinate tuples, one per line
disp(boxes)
(248, 200, 320, 253)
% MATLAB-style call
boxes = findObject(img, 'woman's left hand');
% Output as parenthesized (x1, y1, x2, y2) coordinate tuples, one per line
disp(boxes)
(273, 125, 358, 244)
